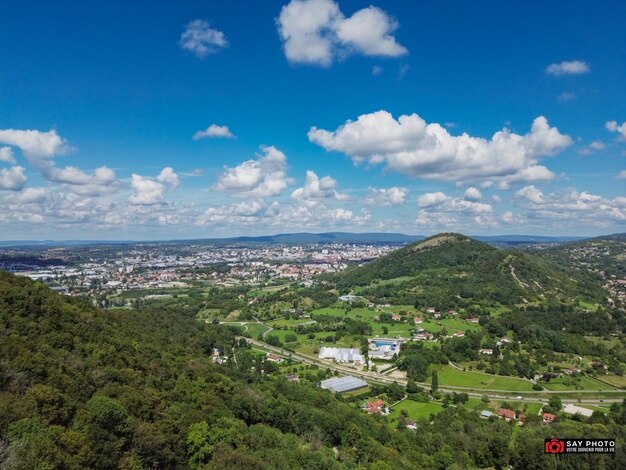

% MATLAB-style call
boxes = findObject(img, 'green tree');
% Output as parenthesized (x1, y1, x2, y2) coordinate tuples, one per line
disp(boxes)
(431, 370, 439, 395)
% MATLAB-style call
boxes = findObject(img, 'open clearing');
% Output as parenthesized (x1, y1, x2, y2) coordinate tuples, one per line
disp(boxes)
(542, 375, 616, 391)
(434, 365, 534, 391)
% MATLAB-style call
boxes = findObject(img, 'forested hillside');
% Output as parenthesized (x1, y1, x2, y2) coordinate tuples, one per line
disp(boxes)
(1, 271, 625, 469)
(329, 233, 605, 308)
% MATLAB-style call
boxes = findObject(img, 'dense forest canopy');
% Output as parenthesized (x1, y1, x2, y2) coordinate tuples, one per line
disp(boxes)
(0, 254, 625, 468)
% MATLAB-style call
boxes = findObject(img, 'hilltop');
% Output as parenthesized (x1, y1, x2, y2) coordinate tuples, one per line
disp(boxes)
(330, 233, 605, 308)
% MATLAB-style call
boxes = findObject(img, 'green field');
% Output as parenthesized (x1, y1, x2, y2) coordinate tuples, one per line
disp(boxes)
(578, 300, 600, 312)
(311, 307, 347, 316)
(420, 318, 481, 334)
(593, 374, 626, 389)
(542, 375, 616, 391)
(248, 285, 289, 297)
(369, 276, 416, 287)
(462, 397, 543, 415)
(246, 322, 271, 338)
(434, 366, 534, 391)
(484, 305, 510, 317)
(388, 399, 444, 421)
(267, 318, 316, 328)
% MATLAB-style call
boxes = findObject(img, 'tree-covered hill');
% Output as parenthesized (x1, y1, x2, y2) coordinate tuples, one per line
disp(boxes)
(328, 233, 605, 308)
(1, 271, 625, 469)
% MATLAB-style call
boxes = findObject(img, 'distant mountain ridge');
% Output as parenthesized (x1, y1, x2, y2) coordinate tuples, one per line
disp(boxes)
(0, 232, 606, 248)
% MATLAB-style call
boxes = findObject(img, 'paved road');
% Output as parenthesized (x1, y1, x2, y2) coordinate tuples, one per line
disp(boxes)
(241, 337, 625, 405)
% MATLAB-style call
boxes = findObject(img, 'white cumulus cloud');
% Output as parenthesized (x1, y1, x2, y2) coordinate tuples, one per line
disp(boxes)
(606, 120, 626, 141)
(214, 146, 292, 197)
(0, 127, 120, 194)
(129, 167, 179, 205)
(415, 191, 495, 230)
(0, 166, 27, 191)
(515, 186, 625, 225)
(417, 192, 492, 213)
(365, 186, 408, 206)
(193, 124, 235, 140)
(0, 147, 16, 164)
(180, 19, 228, 58)
(464, 187, 482, 201)
(156, 167, 180, 190)
(578, 140, 605, 155)
(0, 129, 69, 159)
(515, 185, 545, 204)
(277, 0, 407, 66)
(545, 60, 590, 76)
(291, 170, 348, 203)
(309, 111, 571, 185)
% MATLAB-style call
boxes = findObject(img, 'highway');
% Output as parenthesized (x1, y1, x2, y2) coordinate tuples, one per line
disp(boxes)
(240, 337, 626, 406)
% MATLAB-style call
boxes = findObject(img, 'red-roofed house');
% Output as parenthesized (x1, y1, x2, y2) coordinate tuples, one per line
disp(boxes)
(498, 408, 516, 421)
(414, 317, 423, 324)
(365, 399, 385, 414)
(266, 353, 284, 363)
(392, 315, 402, 322)
(542, 413, 557, 423)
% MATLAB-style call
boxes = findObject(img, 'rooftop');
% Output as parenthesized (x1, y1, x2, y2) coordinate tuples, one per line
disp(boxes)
(320, 375, 368, 393)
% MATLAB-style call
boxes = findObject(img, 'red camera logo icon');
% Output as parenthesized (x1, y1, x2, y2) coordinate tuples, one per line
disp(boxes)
(545, 438, 565, 454)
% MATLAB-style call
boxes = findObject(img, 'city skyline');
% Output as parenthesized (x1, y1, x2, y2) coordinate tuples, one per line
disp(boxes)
(0, 0, 625, 239)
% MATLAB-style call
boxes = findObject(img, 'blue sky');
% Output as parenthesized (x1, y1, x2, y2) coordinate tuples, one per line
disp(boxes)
(0, 0, 624, 239)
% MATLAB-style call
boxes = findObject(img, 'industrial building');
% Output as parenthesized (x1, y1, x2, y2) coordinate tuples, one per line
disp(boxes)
(320, 375, 368, 393)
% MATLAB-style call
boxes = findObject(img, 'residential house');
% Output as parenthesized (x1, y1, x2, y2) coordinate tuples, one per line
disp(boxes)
(414, 317, 423, 324)
(415, 332, 434, 341)
(392, 314, 403, 322)
(405, 419, 417, 430)
(479, 348, 493, 355)
(480, 410, 494, 419)
(466, 317, 480, 324)
(365, 399, 386, 414)
(266, 353, 284, 363)
(498, 408, 516, 422)
(496, 337, 511, 347)
(542, 413, 557, 423)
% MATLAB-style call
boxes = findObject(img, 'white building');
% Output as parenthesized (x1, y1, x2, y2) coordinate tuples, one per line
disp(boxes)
(318, 347, 364, 364)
